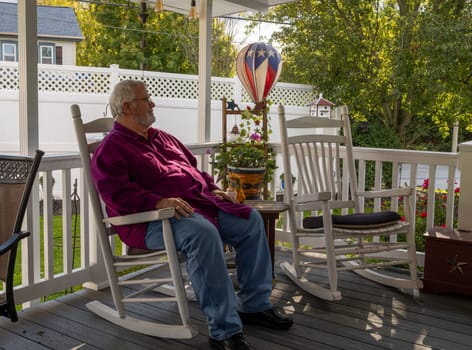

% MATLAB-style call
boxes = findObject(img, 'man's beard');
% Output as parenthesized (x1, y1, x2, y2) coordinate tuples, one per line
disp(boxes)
(134, 112, 156, 127)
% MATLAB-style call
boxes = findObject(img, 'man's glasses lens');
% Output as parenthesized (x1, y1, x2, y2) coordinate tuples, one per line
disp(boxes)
(133, 96, 152, 103)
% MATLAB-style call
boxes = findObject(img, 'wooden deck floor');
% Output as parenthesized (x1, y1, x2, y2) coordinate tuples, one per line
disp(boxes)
(1, 248, 471, 350)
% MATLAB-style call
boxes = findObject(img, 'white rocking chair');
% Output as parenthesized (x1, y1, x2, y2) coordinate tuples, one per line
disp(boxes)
(278, 104, 423, 301)
(71, 104, 197, 338)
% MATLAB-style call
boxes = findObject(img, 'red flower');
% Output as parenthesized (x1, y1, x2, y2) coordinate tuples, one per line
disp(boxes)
(420, 211, 427, 218)
(455, 187, 460, 193)
(422, 178, 429, 190)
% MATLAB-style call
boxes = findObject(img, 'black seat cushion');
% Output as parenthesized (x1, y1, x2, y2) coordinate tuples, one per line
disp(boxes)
(303, 211, 402, 229)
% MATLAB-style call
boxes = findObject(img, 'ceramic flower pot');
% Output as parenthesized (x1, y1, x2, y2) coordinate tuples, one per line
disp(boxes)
(227, 166, 266, 201)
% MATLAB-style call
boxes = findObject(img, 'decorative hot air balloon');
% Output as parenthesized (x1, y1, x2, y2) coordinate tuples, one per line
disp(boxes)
(236, 42, 282, 107)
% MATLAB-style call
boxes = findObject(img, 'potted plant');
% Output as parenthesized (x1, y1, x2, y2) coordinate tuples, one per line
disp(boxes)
(214, 102, 277, 201)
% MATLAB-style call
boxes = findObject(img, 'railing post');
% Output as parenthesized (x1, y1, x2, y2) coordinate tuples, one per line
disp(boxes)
(110, 64, 119, 91)
(234, 76, 243, 106)
(457, 141, 472, 231)
(452, 121, 459, 152)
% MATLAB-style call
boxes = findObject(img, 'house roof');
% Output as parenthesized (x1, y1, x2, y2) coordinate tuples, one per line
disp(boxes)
(307, 95, 335, 107)
(0, 2, 83, 41)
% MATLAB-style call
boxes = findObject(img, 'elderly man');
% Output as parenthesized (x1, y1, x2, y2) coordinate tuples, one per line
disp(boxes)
(91, 80, 292, 350)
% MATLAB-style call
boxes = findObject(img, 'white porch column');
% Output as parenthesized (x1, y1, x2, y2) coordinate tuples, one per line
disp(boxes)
(18, 0, 38, 155)
(457, 141, 472, 231)
(18, 0, 41, 310)
(197, 0, 212, 143)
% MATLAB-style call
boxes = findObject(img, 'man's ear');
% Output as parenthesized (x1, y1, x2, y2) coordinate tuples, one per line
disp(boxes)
(122, 101, 132, 115)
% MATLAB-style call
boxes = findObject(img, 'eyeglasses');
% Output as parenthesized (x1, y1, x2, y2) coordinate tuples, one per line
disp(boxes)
(131, 96, 153, 104)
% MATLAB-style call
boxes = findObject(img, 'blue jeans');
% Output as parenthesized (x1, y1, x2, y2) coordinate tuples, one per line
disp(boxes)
(145, 209, 273, 340)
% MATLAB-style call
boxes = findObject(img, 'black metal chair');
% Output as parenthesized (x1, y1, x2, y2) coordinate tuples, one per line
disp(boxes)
(0, 150, 44, 322)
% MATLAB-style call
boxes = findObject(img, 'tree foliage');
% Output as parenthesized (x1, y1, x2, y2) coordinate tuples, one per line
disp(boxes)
(268, 0, 472, 148)
(38, 0, 237, 76)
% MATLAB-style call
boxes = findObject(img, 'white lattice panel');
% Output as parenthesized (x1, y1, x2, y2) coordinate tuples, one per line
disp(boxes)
(119, 73, 198, 99)
(38, 65, 111, 94)
(211, 80, 234, 101)
(234, 84, 316, 107)
(0, 63, 315, 107)
(0, 65, 19, 91)
(269, 83, 316, 106)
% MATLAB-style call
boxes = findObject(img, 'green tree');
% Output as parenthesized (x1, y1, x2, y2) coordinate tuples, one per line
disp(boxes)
(415, 1, 472, 136)
(38, 0, 237, 76)
(268, 0, 472, 148)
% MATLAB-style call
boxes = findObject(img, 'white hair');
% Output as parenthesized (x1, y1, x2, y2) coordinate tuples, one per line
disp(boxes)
(108, 80, 146, 118)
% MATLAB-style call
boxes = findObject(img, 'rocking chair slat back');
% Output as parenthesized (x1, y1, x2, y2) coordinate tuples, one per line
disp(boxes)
(278, 104, 422, 301)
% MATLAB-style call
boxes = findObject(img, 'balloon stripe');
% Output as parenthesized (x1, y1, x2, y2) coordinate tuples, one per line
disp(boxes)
(236, 42, 282, 104)
(255, 59, 269, 103)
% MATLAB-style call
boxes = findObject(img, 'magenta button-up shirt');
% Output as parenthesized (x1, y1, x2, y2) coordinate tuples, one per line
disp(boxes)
(91, 122, 252, 249)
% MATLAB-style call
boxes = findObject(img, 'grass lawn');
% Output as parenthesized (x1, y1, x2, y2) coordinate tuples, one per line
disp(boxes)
(9, 215, 83, 303)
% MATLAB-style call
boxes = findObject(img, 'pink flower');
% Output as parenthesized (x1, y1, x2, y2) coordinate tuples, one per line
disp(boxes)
(249, 133, 262, 142)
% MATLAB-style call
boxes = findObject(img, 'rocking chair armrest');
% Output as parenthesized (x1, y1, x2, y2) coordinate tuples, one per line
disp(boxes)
(104, 208, 175, 226)
(0, 231, 30, 255)
(358, 187, 413, 199)
(295, 192, 332, 204)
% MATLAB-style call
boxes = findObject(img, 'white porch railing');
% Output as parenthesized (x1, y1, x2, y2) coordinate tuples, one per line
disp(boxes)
(2, 143, 465, 311)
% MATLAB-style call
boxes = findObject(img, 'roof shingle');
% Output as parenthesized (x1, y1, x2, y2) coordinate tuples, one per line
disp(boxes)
(0, 2, 83, 40)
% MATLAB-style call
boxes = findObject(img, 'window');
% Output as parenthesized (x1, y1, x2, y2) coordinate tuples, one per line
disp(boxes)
(2, 43, 17, 62)
(39, 44, 54, 64)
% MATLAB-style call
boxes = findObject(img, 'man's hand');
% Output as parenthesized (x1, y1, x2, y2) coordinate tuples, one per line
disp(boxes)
(156, 198, 194, 219)
(212, 189, 239, 203)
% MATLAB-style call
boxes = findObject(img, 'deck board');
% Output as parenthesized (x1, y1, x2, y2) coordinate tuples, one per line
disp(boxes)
(1, 248, 471, 350)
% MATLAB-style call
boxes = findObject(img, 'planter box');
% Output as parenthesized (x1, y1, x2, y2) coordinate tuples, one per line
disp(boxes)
(423, 227, 472, 296)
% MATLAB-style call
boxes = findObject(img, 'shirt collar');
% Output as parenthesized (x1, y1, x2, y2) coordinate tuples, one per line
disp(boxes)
(113, 121, 159, 139)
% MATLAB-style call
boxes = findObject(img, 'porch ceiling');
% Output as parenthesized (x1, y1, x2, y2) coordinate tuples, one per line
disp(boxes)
(142, 0, 298, 16)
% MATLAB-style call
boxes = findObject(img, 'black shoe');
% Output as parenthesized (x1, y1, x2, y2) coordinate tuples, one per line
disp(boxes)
(238, 307, 293, 330)
(209, 333, 255, 350)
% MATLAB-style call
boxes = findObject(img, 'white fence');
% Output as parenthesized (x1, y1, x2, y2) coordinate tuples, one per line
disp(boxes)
(0, 62, 315, 154)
